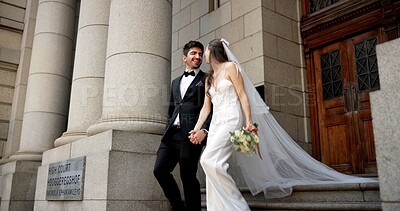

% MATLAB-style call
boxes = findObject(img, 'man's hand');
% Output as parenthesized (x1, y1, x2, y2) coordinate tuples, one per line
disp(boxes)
(188, 129, 206, 145)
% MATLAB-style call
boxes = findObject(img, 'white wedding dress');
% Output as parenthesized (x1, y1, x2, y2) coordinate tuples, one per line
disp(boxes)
(200, 39, 377, 211)
(200, 78, 250, 211)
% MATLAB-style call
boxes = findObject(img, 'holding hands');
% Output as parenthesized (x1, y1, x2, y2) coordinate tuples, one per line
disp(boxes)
(189, 129, 207, 145)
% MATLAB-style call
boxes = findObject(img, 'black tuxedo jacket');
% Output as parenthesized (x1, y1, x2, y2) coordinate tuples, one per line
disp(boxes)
(161, 70, 211, 155)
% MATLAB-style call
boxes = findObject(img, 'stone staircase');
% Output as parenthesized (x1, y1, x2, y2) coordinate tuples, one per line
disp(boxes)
(201, 182, 381, 210)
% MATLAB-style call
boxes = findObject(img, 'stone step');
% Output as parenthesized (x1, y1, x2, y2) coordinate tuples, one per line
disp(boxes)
(201, 182, 381, 210)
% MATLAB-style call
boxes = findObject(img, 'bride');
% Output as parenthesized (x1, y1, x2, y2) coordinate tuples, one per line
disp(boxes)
(189, 39, 377, 211)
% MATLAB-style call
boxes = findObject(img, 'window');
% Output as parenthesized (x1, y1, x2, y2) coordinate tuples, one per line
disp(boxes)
(309, 0, 341, 14)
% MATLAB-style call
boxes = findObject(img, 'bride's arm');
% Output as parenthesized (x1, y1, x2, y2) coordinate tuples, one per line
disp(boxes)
(189, 79, 212, 144)
(193, 80, 212, 131)
(226, 62, 254, 130)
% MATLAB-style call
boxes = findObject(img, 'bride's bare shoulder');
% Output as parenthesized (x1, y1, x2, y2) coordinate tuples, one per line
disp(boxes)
(224, 61, 239, 76)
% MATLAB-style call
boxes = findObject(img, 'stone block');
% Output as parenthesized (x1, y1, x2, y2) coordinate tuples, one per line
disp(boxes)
(264, 83, 282, 111)
(0, 122, 8, 140)
(7, 201, 34, 211)
(65, 201, 107, 211)
(25, 0, 39, 22)
(382, 203, 400, 211)
(241, 56, 264, 85)
(280, 87, 305, 116)
(292, 20, 301, 43)
(23, 74, 71, 114)
(231, 0, 261, 20)
(191, 0, 209, 22)
(230, 31, 263, 63)
(276, 0, 300, 21)
(277, 37, 301, 67)
(172, 48, 184, 70)
(107, 151, 164, 200)
(0, 18, 23, 31)
(101, 54, 169, 129)
(371, 38, 400, 203)
(215, 16, 244, 45)
(261, 0, 275, 11)
(172, 3, 190, 32)
(262, 8, 292, 41)
(5, 120, 22, 157)
(72, 26, 108, 79)
(0, 104, 11, 121)
(0, 2, 25, 22)
(21, 19, 36, 49)
(29, 34, 74, 78)
(33, 201, 63, 211)
(16, 48, 32, 86)
(9, 85, 27, 121)
(35, 1, 75, 38)
(109, 131, 161, 154)
(0, 47, 20, 65)
(200, 2, 231, 36)
(244, 7, 262, 37)
(70, 130, 112, 157)
(264, 57, 296, 87)
(197, 31, 215, 50)
(262, 31, 278, 59)
(34, 165, 48, 201)
(42, 144, 71, 165)
(181, 0, 195, 9)
(0, 87, 14, 104)
(172, 31, 178, 51)
(172, 0, 181, 15)
(0, 29, 22, 50)
(81, 152, 110, 200)
(363, 190, 381, 202)
(106, 1, 172, 64)
(178, 20, 200, 48)
(4, 0, 26, 8)
(1, 173, 13, 200)
(78, 0, 109, 28)
(66, 78, 103, 131)
(0, 69, 16, 87)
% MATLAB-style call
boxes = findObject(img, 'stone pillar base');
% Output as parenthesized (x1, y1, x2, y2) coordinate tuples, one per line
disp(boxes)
(54, 131, 87, 147)
(34, 130, 172, 211)
(0, 161, 41, 211)
(86, 120, 165, 136)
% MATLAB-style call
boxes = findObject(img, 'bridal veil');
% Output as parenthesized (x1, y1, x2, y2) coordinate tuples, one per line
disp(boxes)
(220, 39, 377, 199)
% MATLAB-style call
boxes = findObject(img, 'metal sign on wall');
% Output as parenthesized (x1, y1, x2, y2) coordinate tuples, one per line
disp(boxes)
(46, 156, 86, 200)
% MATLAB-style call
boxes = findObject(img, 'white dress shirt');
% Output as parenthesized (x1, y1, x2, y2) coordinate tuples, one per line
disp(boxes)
(173, 69, 200, 126)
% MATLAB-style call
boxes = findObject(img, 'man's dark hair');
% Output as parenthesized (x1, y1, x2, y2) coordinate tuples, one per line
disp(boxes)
(183, 41, 204, 56)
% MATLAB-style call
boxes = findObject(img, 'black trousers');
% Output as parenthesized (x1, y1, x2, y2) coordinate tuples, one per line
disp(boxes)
(153, 127, 202, 211)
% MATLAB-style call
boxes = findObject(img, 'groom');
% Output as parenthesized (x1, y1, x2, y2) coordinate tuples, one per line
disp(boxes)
(153, 41, 211, 211)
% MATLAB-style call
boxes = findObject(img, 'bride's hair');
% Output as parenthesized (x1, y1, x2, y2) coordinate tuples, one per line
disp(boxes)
(206, 39, 229, 95)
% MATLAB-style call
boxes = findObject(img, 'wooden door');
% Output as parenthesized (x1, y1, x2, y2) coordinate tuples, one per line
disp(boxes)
(313, 30, 381, 174)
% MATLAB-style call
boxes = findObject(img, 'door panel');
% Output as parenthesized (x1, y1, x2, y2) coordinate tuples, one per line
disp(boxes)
(314, 42, 355, 174)
(313, 30, 381, 174)
(347, 30, 381, 173)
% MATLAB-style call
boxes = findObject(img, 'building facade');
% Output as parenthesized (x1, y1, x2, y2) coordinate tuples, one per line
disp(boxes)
(0, 0, 399, 210)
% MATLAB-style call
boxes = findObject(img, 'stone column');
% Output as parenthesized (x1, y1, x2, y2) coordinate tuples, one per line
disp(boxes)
(10, 0, 76, 161)
(87, 0, 172, 136)
(3, 0, 38, 161)
(54, 0, 110, 147)
(371, 38, 400, 211)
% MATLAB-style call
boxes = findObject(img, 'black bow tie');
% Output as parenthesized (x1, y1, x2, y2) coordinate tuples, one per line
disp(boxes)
(183, 71, 196, 77)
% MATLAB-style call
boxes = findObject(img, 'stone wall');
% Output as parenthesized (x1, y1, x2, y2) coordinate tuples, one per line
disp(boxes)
(0, 0, 27, 158)
(171, 0, 309, 147)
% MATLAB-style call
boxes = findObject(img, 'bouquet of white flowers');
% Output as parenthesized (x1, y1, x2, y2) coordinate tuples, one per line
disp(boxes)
(229, 123, 260, 157)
